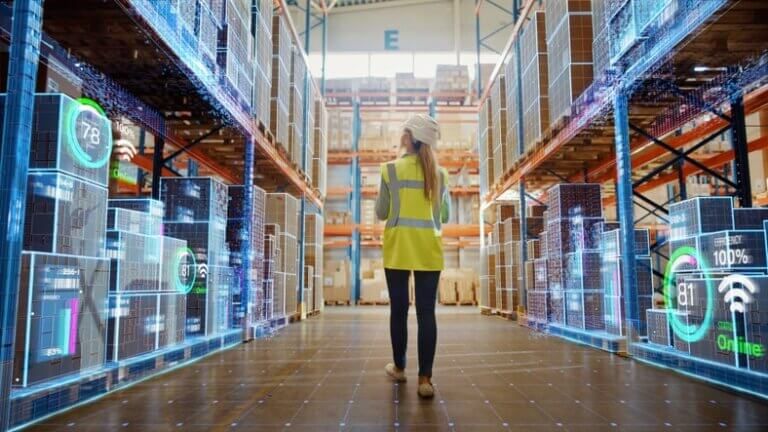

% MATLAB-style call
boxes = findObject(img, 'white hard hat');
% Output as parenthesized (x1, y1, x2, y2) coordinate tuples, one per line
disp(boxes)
(403, 114, 440, 147)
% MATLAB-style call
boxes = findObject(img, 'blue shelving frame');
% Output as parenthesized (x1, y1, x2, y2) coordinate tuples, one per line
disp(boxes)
(0, 1, 45, 429)
(477, 0, 768, 399)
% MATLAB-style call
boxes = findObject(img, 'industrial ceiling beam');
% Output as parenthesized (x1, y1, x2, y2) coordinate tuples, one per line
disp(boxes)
(328, 0, 443, 13)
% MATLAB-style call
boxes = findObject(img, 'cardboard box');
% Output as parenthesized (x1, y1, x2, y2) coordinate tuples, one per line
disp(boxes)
(440, 269, 477, 304)
(323, 260, 350, 302)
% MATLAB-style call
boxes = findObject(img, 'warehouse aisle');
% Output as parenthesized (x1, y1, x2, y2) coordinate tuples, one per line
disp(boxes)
(31, 307, 768, 431)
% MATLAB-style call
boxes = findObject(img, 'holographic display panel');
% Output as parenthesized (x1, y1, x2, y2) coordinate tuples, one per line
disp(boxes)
(636, 197, 768, 396)
(161, 177, 233, 337)
(14, 253, 110, 387)
(107, 294, 159, 361)
(29, 94, 113, 187)
(24, 171, 108, 257)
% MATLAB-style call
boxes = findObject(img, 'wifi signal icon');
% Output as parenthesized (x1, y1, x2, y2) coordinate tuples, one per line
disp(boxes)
(718, 274, 758, 313)
(198, 264, 209, 279)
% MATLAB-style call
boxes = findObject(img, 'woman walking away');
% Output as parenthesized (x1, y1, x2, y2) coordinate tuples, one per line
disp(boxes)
(375, 114, 450, 399)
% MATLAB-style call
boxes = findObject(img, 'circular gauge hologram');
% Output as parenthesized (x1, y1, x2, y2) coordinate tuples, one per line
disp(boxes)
(663, 246, 715, 344)
(174, 247, 197, 294)
(65, 97, 113, 169)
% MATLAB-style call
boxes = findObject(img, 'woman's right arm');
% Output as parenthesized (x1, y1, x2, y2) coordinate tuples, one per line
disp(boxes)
(375, 167, 390, 220)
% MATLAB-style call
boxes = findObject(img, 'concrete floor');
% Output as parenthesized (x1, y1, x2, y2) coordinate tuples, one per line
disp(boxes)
(29, 306, 768, 431)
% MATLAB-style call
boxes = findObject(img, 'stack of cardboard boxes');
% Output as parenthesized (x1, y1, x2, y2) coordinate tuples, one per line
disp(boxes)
(432, 65, 469, 101)
(439, 269, 478, 305)
(395, 72, 431, 105)
(520, 8, 550, 154)
(359, 77, 391, 105)
(328, 109, 353, 150)
(323, 260, 350, 303)
(490, 76, 508, 186)
(545, 0, 594, 125)
(271, 14, 292, 148)
(360, 259, 388, 303)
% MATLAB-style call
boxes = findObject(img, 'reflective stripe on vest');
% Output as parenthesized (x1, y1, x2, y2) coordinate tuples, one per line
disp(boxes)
(386, 162, 445, 231)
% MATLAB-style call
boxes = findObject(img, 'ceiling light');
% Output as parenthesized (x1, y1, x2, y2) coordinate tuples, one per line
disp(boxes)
(694, 66, 727, 73)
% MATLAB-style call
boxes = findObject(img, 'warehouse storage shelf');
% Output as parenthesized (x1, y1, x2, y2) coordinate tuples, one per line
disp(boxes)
(479, 0, 768, 206)
(38, 0, 322, 207)
(328, 104, 478, 114)
(476, 0, 768, 400)
(546, 324, 627, 354)
(325, 91, 473, 109)
(632, 340, 768, 399)
(603, 130, 768, 206)
(0, 12, 240, 187)
(0, 1, 332, 428)
(325, 185, 479, 198)
(328, 150, 480, 170)
(581, 85, 768, 187)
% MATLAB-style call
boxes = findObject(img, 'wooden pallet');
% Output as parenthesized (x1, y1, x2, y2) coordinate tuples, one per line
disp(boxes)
(358, 300, 390, 305)
(288, 313, 301, 323)
(276, 143, 289, 160)
(543, 115, 571, 142)
(498, 310, 517, 321)
(479, 307, 496, 316)
(307, 310, 321, 318)
(258, 120, 276, 146)
(324, 300, 351, 306)
(459, 300, 478, 306)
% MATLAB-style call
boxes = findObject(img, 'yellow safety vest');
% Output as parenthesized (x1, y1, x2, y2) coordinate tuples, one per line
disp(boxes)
(380, 155, 448, 271)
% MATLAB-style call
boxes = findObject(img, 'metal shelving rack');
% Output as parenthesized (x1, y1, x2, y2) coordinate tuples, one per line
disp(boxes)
(323, 85, 482, 302)
(0, 0, 330, 428)
(477, 0, 768, 396)
(0, 2, 44, 428)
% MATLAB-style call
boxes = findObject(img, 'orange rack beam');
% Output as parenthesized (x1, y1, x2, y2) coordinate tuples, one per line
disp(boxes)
(603, 135, 768, 206)
(131, 154, 175, 177)
(328, 150, 479, 170)
(581, 85, 768, 184)
(326, 186, 353, 198)
(324, 224, 480, 237)
(327, 186, 479, 198)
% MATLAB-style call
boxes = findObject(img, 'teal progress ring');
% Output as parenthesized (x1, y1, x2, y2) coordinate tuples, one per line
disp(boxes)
(65, 97, 113, 169)
(663, 246, 715, 343)
(174, 247, 197, 294)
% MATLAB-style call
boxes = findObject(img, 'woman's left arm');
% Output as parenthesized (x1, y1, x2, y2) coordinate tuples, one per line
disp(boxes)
(440, 175, 450, 224)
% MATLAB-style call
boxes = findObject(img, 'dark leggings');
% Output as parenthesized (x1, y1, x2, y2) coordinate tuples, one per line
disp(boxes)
(385, 269, 440, 378)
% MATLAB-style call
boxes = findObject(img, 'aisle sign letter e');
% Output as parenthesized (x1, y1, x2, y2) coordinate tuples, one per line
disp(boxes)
(384, 30, 399, 50)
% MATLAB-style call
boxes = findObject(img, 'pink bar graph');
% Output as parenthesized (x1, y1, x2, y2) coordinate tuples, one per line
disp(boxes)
(68, 298, 79, 354)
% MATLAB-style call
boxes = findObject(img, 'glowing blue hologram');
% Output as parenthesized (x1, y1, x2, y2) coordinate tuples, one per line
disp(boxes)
(14, 252, 110, 387)
(24, 171, 108, 258)
(161, 177, 233, 337)
(663, 246, 715, 344)
(173, 247, 197, 294)
(64, 97, 113, 171)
